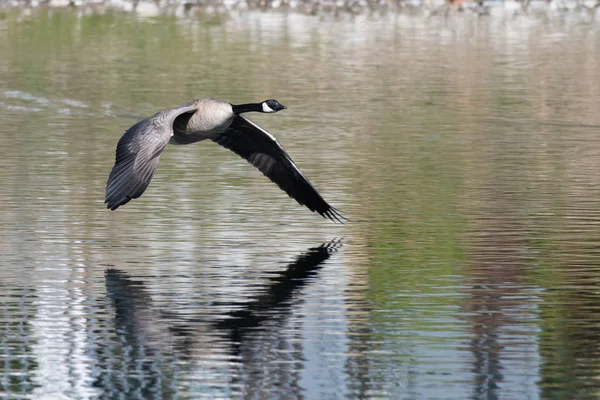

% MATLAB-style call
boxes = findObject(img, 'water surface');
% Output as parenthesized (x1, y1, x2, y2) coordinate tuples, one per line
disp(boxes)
(1, 9, 600, 399)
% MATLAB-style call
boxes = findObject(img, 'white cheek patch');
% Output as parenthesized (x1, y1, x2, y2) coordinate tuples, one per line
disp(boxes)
(262, 102, 275, 113)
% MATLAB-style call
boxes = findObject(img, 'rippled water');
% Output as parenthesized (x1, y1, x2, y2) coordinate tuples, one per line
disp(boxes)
(1, 8, 600, 399)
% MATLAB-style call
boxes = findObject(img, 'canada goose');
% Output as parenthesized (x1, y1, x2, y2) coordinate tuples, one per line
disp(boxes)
(105, 98, 344, 222)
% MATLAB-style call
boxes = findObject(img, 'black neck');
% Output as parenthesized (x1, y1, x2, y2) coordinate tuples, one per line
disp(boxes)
(231, 103, 263, 115)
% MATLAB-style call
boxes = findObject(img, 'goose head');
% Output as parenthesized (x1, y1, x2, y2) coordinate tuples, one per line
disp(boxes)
(261, 99, 287, 113)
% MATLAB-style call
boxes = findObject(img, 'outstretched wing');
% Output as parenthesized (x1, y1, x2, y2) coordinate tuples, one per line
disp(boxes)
(211, 115, 344, 222)
(105, 102, 198, 210)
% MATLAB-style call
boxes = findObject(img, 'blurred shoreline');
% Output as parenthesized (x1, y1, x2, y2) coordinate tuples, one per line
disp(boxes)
(1, 0, 599, 19)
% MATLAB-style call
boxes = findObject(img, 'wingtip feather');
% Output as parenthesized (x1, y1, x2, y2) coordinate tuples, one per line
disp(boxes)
(322, 206, 348, 224)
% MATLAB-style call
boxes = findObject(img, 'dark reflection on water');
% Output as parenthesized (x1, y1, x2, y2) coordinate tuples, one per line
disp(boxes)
(214, 240, 342, 340)
(100, 240, 342, 399)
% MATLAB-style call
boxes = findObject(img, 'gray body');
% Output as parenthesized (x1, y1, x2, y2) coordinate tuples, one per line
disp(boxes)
(105, 98, 343, 222)
(170, 98, 235, 144)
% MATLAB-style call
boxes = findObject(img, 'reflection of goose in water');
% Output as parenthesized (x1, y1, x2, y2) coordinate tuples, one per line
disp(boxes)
(103, 239, 342, 353)
(214, 239, 343, 346)
(105, 98, 344, 222)
(104, 269, 209, 354)
(99, 240, 342, 398)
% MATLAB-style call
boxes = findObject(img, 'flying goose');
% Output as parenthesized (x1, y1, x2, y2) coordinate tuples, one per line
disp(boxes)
(105, 98, 344, 222)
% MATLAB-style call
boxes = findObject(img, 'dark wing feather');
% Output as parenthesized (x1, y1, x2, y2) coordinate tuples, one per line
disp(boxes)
(211, 115, 344, 222)
(105, 102, 198, 210)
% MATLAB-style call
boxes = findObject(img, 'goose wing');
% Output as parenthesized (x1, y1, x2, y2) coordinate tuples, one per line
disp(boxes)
(105, 102, 198, 210)
(211, 115, 344, 222)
